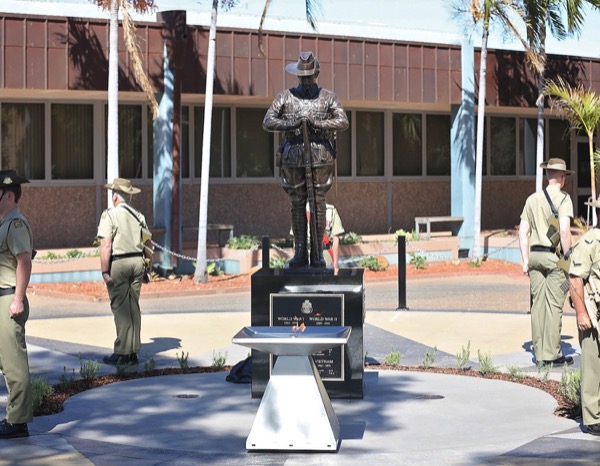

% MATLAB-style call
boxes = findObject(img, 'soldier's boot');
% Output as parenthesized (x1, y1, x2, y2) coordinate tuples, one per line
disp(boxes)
(289, 206, 309, 267)
(310, 202, 327, 268)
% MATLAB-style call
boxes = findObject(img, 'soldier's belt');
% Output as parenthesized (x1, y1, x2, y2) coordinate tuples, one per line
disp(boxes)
(112, 252, 143, 261)
(0, 286, 16, 296)
(530, 245, 557, 254)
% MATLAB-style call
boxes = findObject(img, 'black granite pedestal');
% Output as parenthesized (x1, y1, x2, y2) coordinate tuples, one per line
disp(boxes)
(250, 267, 365, 399)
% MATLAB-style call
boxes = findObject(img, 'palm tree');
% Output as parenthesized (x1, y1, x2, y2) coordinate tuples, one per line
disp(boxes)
(457, 0, 530, 259)
(545, 77, 600, 225)
(194, 0, 238, 283)
(195, 0, 321, 281)
(521, 0, 600, 192)
(95, 0, 158, 206)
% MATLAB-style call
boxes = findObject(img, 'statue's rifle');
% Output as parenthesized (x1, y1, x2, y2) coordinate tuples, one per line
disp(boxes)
(302, 119, 319, 261)
(584, 278, 600, 331)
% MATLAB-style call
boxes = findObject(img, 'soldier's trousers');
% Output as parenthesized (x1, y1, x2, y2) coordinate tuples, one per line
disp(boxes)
(579, 327, 600, 426)
(107, 257, 144, 355)
(0, 294, 32, 424)
(528, 251, 568, 362)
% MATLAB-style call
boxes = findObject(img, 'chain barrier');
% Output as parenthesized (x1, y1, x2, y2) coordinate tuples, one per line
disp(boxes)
(150, 240, 261, 264)
(405, 235, 520, 262)
(31, 235, 520, 267)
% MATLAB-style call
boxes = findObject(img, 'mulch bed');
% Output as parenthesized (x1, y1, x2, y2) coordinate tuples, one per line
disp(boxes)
(35, 259, 568, 419)
(36, 364, 581, 421)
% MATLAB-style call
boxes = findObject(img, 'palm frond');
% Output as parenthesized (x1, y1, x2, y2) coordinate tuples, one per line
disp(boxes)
(258, 0, 320, 57)
(304, 0, 322, 31)
(257, 0, 271, 58)
(121, 0, 159, 119)
(545, 77, 600, 137)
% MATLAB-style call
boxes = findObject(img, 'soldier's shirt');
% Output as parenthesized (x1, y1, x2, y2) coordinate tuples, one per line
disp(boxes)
(520, 184, 573, 247)
(0, 207, 33, 287)
(569, 228, 600, 284)
(97, 202, 147, 255)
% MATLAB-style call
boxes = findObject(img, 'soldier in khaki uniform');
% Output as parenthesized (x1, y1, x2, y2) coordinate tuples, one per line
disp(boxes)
(0, 170, 33, 439)
(97, 179, 152, 365)
(568, 201, 600, 436)
(519, 158, 574, 366)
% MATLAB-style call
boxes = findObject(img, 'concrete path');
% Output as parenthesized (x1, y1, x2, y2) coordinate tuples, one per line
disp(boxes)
(0, 272, 598, 465)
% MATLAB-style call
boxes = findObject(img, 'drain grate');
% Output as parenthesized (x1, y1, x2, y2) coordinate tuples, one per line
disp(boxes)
(415, 394, 444, 400)
(175, 394, 200, 399)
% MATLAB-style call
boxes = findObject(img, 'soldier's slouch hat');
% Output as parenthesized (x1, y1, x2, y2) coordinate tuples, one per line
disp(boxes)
(285, 51, 320, 76)
(103, 178, 141, 195)
(539, 158, 574, 174)
(0, 169, 30, 186)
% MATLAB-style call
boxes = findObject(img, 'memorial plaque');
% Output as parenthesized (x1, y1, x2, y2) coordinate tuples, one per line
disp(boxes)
(271, 293, 344, 381)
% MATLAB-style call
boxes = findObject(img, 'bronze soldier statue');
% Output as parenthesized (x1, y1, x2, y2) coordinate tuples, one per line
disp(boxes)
(263, 51, 349, 268)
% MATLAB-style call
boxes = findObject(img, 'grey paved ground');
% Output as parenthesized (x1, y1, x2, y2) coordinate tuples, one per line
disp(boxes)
(0, 271, 598, 465)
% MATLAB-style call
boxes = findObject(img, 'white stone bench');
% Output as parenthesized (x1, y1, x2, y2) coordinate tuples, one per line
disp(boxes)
(414, 216, 464, 240)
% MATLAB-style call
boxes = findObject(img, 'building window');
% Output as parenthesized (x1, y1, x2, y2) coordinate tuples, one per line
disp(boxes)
(520, 118, 537, 176)
(393, 113, 422, 176)
(426, 114, 450, 176)
(236, 108, 273, 178)
(336, 112, 352, 176)
(195, 106, 231, 178)
(547, 119, 570, 162)
(52, 104, 93, 179)
(1, 103, 45, 179)
(489, 117, 516, 175)
(105, 104, 142, 179)
(356, 111, 384, 176)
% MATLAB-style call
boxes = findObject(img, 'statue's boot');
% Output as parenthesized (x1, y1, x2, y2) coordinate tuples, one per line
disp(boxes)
(310, 202, 327, 268)
(289, 206, 309, 267)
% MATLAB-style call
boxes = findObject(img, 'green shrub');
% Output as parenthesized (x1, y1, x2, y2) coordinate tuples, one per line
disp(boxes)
(144, 355, 156, 372)
(395, 229, 420, 242)
(469, 258, 483, 268)
(115, 361, 133, 376)
(41, 251, 60, 260)
(340, 231, 361, 245)
(422, 346, 438, 369)
(477, 350, 497, 375)
(31, 376, 53, 415)
(269, 257, 288, 269)
(79, 354, 100, 386)
(211, 351, 228, 370)
(358, 255, 388, 272)
(559, 366, 581, 408)
(58, 366, 76, 391)
(506, 364, 526, 379)
(409, 252, 427, 269)
(226, 235, 260, 249)
(66, 249, 85, 258)
(207, 262, 223, 276)
(274, 236, 294, 248)
(456, 341, 471, 370)
(537, 362, 551, 382)
(384, 346, 401, 366)
(177, 351, 189, 369)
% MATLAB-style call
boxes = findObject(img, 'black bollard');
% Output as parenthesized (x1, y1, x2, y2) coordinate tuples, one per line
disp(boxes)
(262, 235, 270, 270)
(397, 236, 409, 311)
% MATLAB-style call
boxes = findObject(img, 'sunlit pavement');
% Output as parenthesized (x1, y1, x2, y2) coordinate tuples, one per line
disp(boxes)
(0, 273, 598, 465)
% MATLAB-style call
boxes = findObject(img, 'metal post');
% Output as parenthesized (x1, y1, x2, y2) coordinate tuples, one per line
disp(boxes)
(397, 237, 409, 311)
(262, 236, 270, 270)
